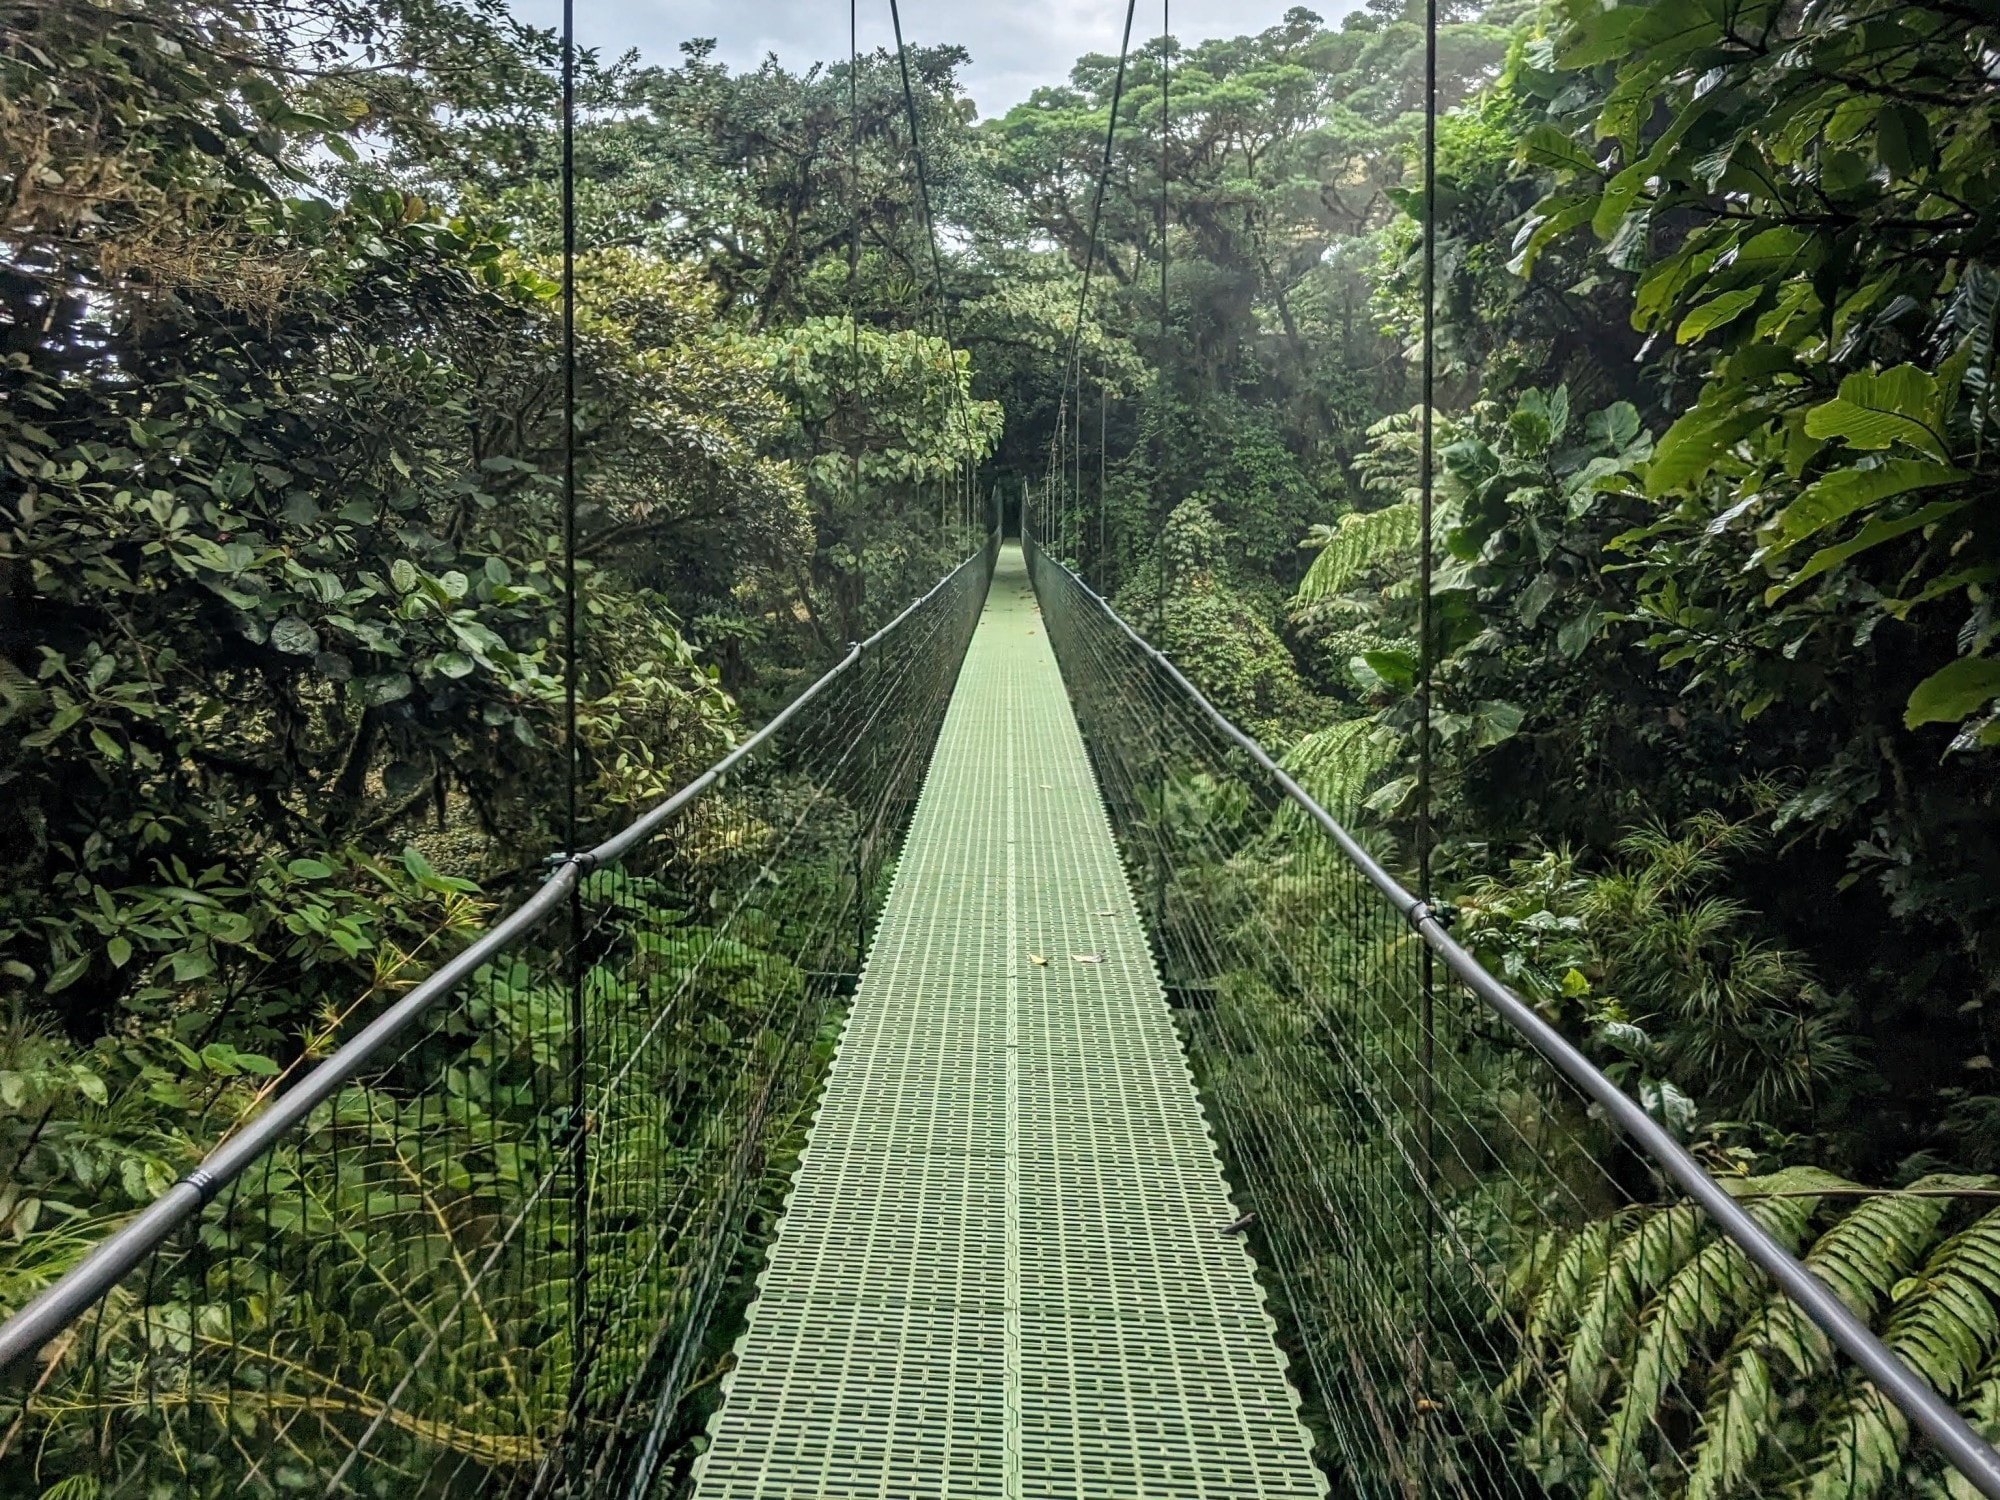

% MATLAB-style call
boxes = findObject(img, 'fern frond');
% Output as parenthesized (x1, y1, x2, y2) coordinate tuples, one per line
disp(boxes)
(1801, 1385, 1909, 1500)
(1686, 1339, 1782, 1500)
(1946, 1374, 2000, 1500)
(1292, 502, 1421, 608)
(1882, 1205, 2000, 1396)
(1684, 1177, 1973, 1498)
(1590, 1193, 1819, 1497)
(1278, 719, 1394, 814)
(1532, 1216, 1626, 1340)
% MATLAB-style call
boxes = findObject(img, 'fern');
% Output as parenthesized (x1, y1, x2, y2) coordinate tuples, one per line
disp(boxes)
(1292, 501, 1422, 608)
(1795, 1206, 2000, 1499)
(1278, 718, 1394, 814)
(1946, 1374, 2000, 1500)
(1590, 1190, 1820, 1498)
(1950, 261, 2000, 435)
(1502, 1175, 2000, 1500)
(1564, 1205, 1705, 1411)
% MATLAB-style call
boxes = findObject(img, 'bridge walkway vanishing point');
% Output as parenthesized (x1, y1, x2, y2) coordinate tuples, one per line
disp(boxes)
(692, 544, 1326, 1498)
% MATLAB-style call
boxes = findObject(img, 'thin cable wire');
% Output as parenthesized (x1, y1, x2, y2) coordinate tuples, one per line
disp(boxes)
(884, 0, 985, 530)
(1154, 3, 1170, 647)
(1417, 2, 1440, 1482)
(1047, 0, 1139, 568)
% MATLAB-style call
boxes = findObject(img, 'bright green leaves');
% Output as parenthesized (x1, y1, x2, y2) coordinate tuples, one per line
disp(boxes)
(1769, 460, 1964, 552)
(1906, 658, 2000, 730)
(1643, 404, 1767, 498)
(1803, 365, 1952, 460)
(1676, 288, 1763, 344)
(1509, 198, 1595, 277)
(1293, 503, 1422, 606)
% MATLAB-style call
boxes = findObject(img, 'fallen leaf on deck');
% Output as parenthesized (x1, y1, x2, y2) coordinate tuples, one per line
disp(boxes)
(1028, 953, 1048, 966)
(1071, 953, 1105, 964)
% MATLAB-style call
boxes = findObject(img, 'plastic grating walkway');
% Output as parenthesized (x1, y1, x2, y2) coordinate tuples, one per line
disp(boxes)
(692, 545, 1324, 1499)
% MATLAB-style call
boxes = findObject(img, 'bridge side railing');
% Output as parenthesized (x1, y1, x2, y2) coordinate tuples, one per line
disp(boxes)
(0, 534, 996, 1500)
(1026, 536, 2000, 1500)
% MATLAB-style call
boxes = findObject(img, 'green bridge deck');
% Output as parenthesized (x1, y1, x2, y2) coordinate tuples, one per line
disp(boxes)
(693, 545, 1324, 1498)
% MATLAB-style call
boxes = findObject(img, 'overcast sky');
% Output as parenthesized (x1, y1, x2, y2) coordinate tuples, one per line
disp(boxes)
(508, 0, 1359, 119)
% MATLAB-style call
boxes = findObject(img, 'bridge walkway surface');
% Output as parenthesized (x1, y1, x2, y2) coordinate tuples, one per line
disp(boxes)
(692, 545, 1324, 1498)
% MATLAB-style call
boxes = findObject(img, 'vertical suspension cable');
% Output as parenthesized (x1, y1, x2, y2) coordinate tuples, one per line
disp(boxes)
(1098, 371, 1107, 587)
(1150, 0, 1170, 935)
(886, 0, 985, 552)
(1416, 0, 1440, 1476)
(848, 0, 864, 615)
(1154, 1, 1170, 648)
(848, 0, 867, 970)
(557, 0, 589, 1471)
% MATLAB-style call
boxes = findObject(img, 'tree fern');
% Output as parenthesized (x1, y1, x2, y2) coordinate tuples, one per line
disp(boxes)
(1797, 1206, 2000, 1500)
(1590, 1190, 1821, 1499)
(1278, 719, 1394, 815)
(1499, 1176, 2000, 1500)
(1292, 502, 1422, 609)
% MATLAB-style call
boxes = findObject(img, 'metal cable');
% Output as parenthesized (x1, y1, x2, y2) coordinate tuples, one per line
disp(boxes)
(1025, 535, 2000, 1500)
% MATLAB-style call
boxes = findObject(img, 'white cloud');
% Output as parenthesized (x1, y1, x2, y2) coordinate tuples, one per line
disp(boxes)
(512, 0, 1359, 118)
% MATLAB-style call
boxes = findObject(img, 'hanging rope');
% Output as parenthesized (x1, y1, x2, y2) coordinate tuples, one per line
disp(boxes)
(1046, 0, 1139, 572)
(885, 0, 985, 546)
(1154, 2, 1170, 650)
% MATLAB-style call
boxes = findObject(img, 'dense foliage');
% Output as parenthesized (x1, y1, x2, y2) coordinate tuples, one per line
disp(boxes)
(5, 0, 2000, 1492)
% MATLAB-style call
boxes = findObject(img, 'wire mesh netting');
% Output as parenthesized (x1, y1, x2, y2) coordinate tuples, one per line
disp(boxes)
(0, 539, 993, 1500)
(1027, 535, 2000, 1500)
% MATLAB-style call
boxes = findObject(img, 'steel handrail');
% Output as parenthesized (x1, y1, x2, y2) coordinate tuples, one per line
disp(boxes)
(1024, 536, 2000, 1500)
(0, 533, 998, 1380)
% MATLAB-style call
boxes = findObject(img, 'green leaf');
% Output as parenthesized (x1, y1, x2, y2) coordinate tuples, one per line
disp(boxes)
(1557, 610, 1601, 658)
(1677, 288, 1763, 344)
(270, 616, 319, 655)
(1771, 460, 1964, 548)
(1520, 125, 1600, 176)
(106, 935, 132, 968)
(385, 759, 428, 799)
(1647, 406, 1768, 496)
(1906, 657, 2000, 729)
(389, 558, 418, 593)
(1804, 366, 1949, 459)
(1556, 5, 1644, 67)
(1361, 649, 1417, 691)
(44, 955, 88, 994)
(1473, 700, 1526, 748)
(1769, 499, 1969, 600)
(1876, 104, 1933, 175)
(287, 857, 334, 880)
(360, 671, 412, 705)
(1509, 198, 1595, 278)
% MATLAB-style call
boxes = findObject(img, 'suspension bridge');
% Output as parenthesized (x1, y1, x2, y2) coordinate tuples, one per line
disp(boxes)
(4, 0, 1999, 1492)
(3, 532, 2000, 1500)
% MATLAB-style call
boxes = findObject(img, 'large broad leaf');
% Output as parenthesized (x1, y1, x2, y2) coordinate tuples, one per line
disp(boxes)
(1677, 288, 1763, 344)
(1646, 405, 1769, 496)
(1803, 366, 1949, 459)
(1509, 198, 1595, 278)
(1556, 5, 1645, 68)
(1770, 459, 1963, 548)
(1767, 499, 1968, 601)
(270, 616, 319, 655)
(1906, 657, 2000, 729)
(1520, 125, 1601, 176)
